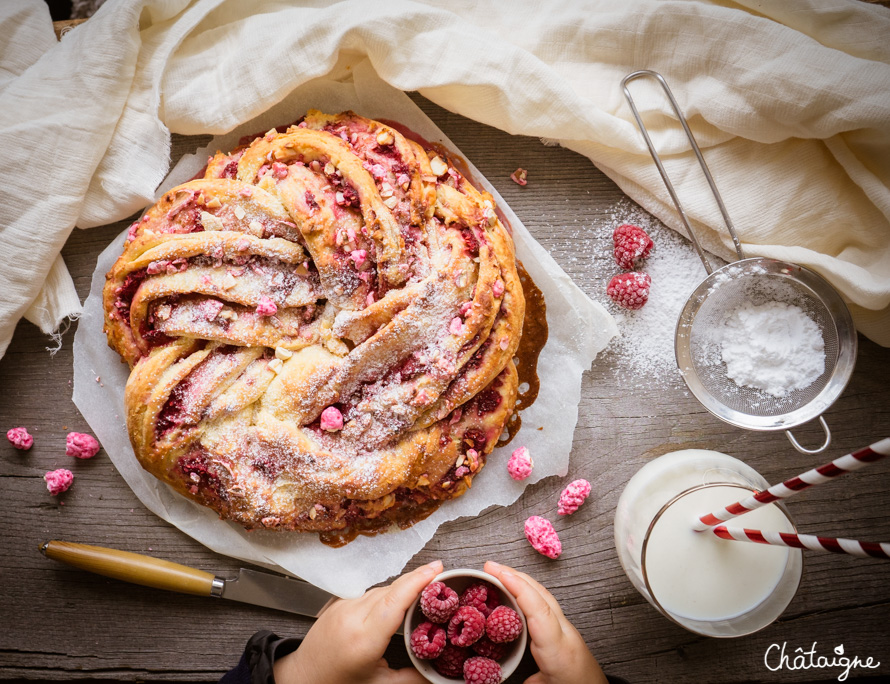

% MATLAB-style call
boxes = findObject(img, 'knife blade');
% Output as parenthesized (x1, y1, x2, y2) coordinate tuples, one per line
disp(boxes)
(41, 540, 335, 618)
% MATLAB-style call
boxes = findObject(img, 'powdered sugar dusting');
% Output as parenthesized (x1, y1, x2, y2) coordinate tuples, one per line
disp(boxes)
(597, 202, 720, 389)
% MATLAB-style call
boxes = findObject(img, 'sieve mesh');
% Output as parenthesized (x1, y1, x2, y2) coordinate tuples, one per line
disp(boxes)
(685, 267, 838, 419)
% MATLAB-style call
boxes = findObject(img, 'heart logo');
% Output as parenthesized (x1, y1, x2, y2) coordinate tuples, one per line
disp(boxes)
(835, 645, 845, 656)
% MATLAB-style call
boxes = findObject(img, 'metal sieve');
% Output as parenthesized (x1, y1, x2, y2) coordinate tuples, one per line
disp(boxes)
(621, 70, 857, 455)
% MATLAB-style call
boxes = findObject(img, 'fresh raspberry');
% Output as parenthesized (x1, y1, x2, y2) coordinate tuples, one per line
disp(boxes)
(507, 445, 533, 481)
(472, 637, 509, 661)
(432, 643, 469, 678)
(421, 581, 460, 623)
(66, 432, 100, 459)
(459, 581, 500, 618)
(606, 272, 651, 310)
(463, 656, 502, 684)
(447, 605, 486, 647)
(409, 621, 446, 660)
(485, 605, 523, 643)
(7, 427, 33, 450)
(558, 479, 592, 516)
(524, 515, 562, 559)
(613, 223, 654, 270)
(44, 468, 74, 496)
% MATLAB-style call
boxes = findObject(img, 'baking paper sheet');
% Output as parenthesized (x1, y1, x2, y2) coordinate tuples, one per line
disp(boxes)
(73, 60, 617, 598)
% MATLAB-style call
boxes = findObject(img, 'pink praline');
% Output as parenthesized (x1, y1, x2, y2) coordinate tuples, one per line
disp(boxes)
(66, 432, 100, 459)
(524, 516, 561, 559)
(507, 446, 533, 481)
(256, 296, 278, 316)
(7, 427, 33, 450)
(320, 406, 344, 432)
(45, 469, 74, 496)
(557, 479, 592, 516)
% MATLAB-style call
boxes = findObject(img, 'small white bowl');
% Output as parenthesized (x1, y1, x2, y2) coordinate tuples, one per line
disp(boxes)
(403, 568, 528, 683)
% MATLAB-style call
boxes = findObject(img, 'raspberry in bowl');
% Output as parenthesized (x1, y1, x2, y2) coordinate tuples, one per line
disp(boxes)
(404, 569, 527, 684)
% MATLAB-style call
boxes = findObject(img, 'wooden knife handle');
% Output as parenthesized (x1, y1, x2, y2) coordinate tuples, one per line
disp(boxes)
(42, 540, 216, 596)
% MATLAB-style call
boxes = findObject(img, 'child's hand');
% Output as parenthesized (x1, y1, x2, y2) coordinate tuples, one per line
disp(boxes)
(273, 560, 443, 684)
(484, 561, 608, 684)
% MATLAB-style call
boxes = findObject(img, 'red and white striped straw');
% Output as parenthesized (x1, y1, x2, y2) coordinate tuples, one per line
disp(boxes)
(693, 438, 890, 532)
(711, 525, 890, 560)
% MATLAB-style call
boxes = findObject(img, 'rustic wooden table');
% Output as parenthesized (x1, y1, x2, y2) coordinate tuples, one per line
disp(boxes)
(2, 95, 889, 683)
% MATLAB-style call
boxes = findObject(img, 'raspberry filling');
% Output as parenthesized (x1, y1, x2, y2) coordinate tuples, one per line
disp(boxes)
(177, 448, 224, 501)
(156, 347, 239, 437)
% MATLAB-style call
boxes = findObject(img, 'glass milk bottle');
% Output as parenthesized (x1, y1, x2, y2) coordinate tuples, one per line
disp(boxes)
(614, 449, 803, 637)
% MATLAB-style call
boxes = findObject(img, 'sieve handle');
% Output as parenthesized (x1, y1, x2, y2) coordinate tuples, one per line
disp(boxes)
(621, 70, 746, 274)
(785, 416, 832, 455)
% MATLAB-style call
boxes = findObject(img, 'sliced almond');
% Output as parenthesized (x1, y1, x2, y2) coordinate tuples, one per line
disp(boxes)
(275, 346, 293, 360)
(206, 197, 222, 209)
(155, 303, 172, 321)
(383, 196, 398, 209)
(376, 129, 394, 146)
(200, 211, 225, 232)
(324, 162, 336, 175)
(268, 358, 284, 374)
(222, 273, 237, 290)
(248, 220, 264, 236)
(429, 156, 448, 176)
(233, 206, 246, 220)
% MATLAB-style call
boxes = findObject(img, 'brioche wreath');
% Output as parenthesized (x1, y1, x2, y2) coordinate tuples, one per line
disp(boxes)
(104, 110, 525, 535)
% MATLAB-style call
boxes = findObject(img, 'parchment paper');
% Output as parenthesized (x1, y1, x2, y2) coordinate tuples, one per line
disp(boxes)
(72, 61, 617, 598)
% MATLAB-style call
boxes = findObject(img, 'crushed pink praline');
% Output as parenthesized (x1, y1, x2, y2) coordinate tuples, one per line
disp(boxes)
(45, 469, 74, 496)
(507, 446, 533, 481)
(449, 317, 464, 335)
(66, 432, 100, 459)
(492, 279, 505, 298)
(524, 515, 561, 559)
(558, 479, 592, 516)
(320, 406, 344, 432)
(7, 427, 33, 450)
(256, 296, 278, 316)
(271, 161, 288, 179)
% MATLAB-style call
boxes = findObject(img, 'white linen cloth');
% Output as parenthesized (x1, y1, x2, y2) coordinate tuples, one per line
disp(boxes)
(1, 0, 890, 360)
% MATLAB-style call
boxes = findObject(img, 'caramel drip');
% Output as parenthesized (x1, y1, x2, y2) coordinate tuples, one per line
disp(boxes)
(499, 261, 548, 447)
(319, 499, 443, 548)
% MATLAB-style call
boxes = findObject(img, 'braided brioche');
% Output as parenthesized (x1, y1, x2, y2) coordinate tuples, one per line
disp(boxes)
(103, 110, 525, 535)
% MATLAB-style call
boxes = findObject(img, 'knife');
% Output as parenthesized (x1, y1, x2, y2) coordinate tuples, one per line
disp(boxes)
(41, 540, 336, 618)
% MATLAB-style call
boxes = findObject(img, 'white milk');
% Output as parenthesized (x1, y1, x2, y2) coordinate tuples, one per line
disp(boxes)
(614, 449, 802, 636)
(644, 484, 794, 621)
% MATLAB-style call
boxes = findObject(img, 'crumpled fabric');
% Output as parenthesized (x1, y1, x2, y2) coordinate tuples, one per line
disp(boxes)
(2, 0, 890, 359)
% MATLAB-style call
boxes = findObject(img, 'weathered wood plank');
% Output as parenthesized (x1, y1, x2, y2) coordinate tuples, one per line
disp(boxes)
(2, 94, 889, 683)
